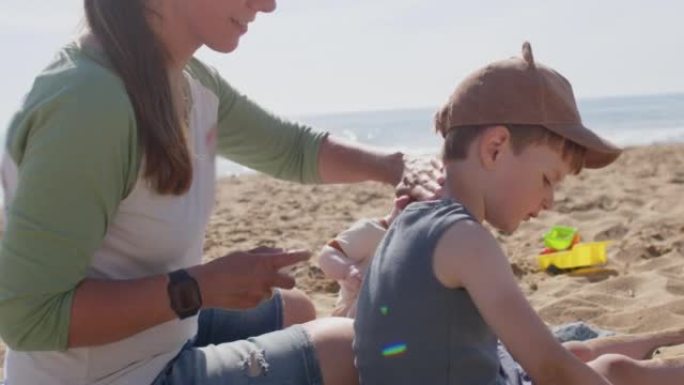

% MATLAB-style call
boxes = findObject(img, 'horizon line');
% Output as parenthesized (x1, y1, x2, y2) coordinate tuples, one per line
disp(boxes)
(292, 91, 684, 119)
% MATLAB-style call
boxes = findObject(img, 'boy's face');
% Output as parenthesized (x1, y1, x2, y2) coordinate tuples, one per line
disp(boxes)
(484, 141, 572, 234)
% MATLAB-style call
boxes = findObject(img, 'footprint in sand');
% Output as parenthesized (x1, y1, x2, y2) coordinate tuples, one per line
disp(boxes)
(642, 244, 672, 259)
(595, 224, 629, 241)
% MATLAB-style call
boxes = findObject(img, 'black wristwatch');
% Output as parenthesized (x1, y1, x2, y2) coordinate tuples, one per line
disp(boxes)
(167, 269, 203, 319)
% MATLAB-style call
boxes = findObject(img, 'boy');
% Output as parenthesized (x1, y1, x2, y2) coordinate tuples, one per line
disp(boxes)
(353, 42, 684, 385)
(319, 196, 411, 317)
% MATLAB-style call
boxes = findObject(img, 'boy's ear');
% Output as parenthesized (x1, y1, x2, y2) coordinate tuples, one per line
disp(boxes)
(479, 125, 511, 169)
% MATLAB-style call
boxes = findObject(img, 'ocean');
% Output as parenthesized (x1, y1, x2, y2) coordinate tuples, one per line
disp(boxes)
(1, 93, 683, 184)
(217, 93, 684, 175)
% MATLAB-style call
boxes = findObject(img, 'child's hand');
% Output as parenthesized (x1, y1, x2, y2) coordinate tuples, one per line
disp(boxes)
(344, 265, 363, 292)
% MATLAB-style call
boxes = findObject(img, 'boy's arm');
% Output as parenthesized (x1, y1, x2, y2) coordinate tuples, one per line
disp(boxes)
(433, 221, 612, 385)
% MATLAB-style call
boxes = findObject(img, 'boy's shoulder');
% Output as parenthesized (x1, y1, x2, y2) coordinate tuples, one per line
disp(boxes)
(399, 198, 476, 227)
(436, 218, 496, 249)
(431, 212, 505, 288)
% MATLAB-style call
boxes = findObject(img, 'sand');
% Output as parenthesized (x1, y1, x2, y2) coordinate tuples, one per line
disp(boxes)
(1, 143, 684, 376)
(204, 143, 684, 358)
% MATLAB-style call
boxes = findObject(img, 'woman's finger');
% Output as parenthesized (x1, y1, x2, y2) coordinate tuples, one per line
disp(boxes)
(265, 249, 311, 270)
(249, 246, 285, 254)
(270, 271, 296, 290)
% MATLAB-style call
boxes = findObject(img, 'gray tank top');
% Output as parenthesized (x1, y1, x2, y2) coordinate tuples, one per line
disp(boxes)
(354, 199, 503, 385)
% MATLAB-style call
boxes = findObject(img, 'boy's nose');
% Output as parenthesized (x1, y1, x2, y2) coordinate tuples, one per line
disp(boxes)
(540, 190, 554, 211)
(249, 0, 277, 13)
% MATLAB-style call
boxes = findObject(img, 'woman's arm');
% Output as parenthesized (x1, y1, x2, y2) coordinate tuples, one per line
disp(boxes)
(69, 276, 173, 347)
(201, 61, 442, 196)
(0, 75, 144, 351)
(69, 248, 308, 347)
(318, 136, 443, 200)
(0, 75, 305, 350)
(317, 135, 404, 185)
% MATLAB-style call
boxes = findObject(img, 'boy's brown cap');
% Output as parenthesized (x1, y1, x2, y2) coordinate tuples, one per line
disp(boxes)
(435, 42, 622, 169)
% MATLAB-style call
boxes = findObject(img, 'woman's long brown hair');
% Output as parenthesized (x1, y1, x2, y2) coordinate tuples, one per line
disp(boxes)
(84, 0, 192, 195)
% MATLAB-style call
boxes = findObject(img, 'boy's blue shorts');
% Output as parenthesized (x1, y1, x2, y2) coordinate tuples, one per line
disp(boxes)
(498, 342, 534, 385)
(152, 290, 324, 385)
(498, 322, 614, 385)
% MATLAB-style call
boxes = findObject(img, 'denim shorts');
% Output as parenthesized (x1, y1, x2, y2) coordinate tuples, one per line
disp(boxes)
(151, 291, 324, 385)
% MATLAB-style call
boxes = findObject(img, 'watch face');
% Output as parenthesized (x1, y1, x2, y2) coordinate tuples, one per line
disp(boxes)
(170, 279, 201, 313)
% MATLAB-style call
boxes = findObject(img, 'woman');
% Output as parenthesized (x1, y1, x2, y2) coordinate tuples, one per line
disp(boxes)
(0, 0, 440, 384)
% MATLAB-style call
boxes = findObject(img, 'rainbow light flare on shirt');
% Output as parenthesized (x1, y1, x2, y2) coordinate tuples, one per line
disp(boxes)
(382, 343, 407, 357)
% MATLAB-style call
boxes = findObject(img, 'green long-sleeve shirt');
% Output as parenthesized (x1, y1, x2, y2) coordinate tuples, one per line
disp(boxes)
(0, 40, 326, 357)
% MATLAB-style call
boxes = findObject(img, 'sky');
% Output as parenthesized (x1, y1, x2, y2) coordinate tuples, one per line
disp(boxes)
(1, 0, 683, 126)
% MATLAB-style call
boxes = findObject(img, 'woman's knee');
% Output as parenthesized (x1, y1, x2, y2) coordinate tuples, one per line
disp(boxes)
(589, 353, 639, 383)
(280, 288, 317, 326)
(302, 317, 358, 385)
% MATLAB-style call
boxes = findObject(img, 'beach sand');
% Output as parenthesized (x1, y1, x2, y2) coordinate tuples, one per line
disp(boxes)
(1, 143, 684, 376)
(204, 143, 684, 358)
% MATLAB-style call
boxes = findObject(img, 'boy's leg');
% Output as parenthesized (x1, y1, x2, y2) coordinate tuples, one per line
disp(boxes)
(563, 328, 684, 362)
(588, 354, 684, 385)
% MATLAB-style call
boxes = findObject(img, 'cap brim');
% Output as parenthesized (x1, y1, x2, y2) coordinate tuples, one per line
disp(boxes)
(544, 123, 622, 169)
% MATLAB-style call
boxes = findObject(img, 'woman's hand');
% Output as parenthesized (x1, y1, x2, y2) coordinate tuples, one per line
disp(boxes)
(395, 155, 444, 201)
(191, 247, 310, 310)
(317, 136, 444, 198)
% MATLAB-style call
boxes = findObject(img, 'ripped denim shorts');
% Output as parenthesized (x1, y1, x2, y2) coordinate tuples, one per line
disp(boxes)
(151, 291, 323, 385)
